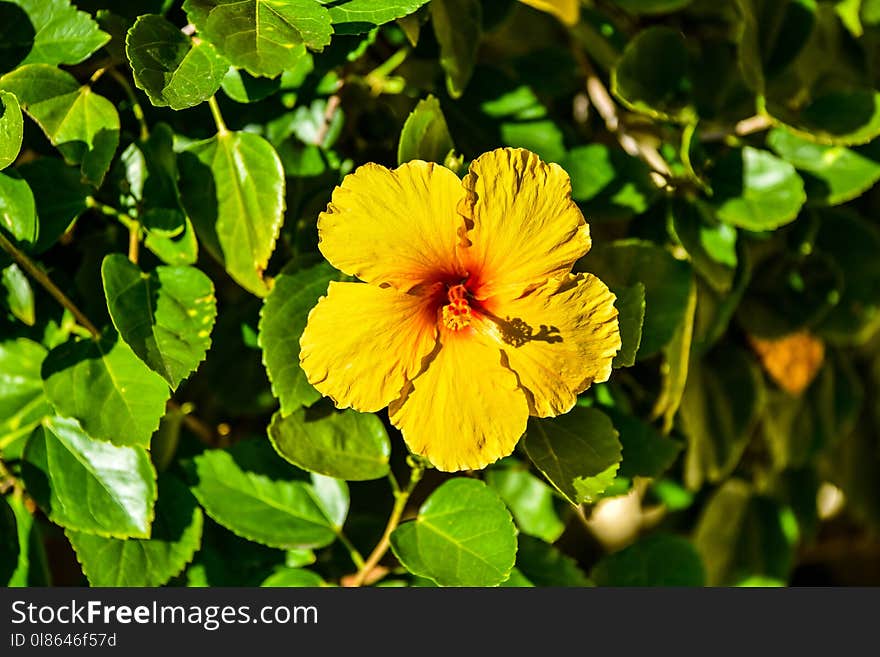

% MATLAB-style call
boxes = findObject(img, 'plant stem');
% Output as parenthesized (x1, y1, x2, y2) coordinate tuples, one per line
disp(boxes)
(350, 460, 424, 587)
(336, 531, 366, 570)
(128, 221, 140, 265)
(0, 231, 100, 339)
(207, 95, 228, 136)
(86, 197, 136, 227)
(107, 67, 149, 142)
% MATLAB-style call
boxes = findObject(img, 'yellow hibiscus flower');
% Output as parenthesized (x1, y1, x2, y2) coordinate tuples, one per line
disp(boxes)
(300, 148, 621, 472)
(518, 0, 580, 25)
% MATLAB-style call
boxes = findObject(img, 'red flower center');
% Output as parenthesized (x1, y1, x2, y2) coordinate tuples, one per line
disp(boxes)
(440, 283, 474, 331)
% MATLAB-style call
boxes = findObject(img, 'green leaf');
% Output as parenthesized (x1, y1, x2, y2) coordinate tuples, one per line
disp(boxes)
(0, 64, 120, 186)
(486, 461, 565, 543)
(258, 262, 343, 414)
(390, 478, 517, 587)
(42, 332, 171, 449)
(397, 95, 455, 165)
(0, 3, 35, 75)
(0, 339, 51, 453)
(607, 410, 682, 479)
(524, 407, 623, 505)
(1, 264, 35, 325)
(268, 407, 390, 481)
(183, 0, 332, 78)
(16, 158, 89, 253)
(680, 345, 766, 490)
(813, 208, 880, 343)
(222, 67, 281, 104)
(189, 439, 342, 550)
(562, 144, 658, 219)
(126, 14, 228, 110)
(431, 0, 481, 99)
(592, 533, 705, 586)
(0, 495, 18, 585)
(118, 123, 186, 237)
(694, 479, 794, 585)
(22, 416, 157, 538)
(0, 170, 36, 248)
(178, 131, 284, 297)
(767, 128, 880, 206)
(669, 199, 737, 293)
(612, 26, 694, 122)
(101, 255, 217, 389)
(325, 0, 431, 33)
(5, 0, 109, 68)
(770, 90, 880, 147)
(145, 218, 199, 266)
(67, 474, 203, 586)
(577, 239, 694, 359)
(710, 147, 806, 231)
(261, 567, 326, 587)
(515, 535, 592, 587)
(611, 283, 645, 368)
(0, 90, 23, 169)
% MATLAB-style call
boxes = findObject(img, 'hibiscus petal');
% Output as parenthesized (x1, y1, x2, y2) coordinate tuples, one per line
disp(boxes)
(389, 330, 530, 472)
(299, 282, 439, 412)
(318, 161, 465, 291)
(458, 148, 591, 299)
(518, 0, 579, 25)
(479, 274, 621, 417)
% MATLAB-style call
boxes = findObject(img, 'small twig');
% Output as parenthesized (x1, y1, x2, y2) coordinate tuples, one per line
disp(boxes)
(0, 231, 100, 339)
(313, 94, 341, 147)
(167, 400, 218, 446)
(128, 222, 140, 265)
(348, 460, 424, 587)
(699, 114, 773, 142)
(575, 49, 671, 185)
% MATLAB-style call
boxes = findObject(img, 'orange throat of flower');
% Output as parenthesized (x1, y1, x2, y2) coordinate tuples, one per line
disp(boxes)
(441, 283, 473, 331)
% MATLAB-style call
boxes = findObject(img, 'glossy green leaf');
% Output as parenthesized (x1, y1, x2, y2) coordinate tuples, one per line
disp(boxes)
(524, 407, 623, 505)
(102, 255, 217, 389)
(0, 90, 23, 169)
(680, 345, 766, 490)
(578, 239, 693, 358)
(22, 416, 157, 538)
(222, 67, 281, 104)
(126, 14, 228, 110)
(562, 144, 657, 218)
(261, 567, 326, 587)
(612, 26, 694, 122)
(515, 535, 592, 587)
(486, 462, 565, 543)
(607, 410, 682, 479)
(0, 170, 36, 248)
(16, 158, 89, 253)
(669, 199, 737, 293)
(767, 129, 880, 206)
(770, 90, 880, 147)
(258, 262, 343, 413)
(183, 0, 332, 78)
(694, 479, 794, 585)
(592, 533, 705, 586)
(145, 218, 199, 266)
(431, 0, 481, 99)
(710, 147, 806, 231)
(1, 263, 34, 325)
(67, 474, 203, 586)
(268, 407, 390, 481)
(611, 283, 645, 368)
(0, 495, 18, 585)
(189, 439, 342, 550)
(178, 131, 284, 297)
(398, 95, 455, 165)
(0, 339, 51, 452)
(6, 0, 109, 68)
(326, 0, 431, 33)
(0, 64, 119, 186)
(42, 332, 171, 449)
(390, 478, 517, 587)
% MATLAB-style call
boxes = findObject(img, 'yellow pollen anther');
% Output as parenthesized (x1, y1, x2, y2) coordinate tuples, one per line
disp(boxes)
(441, 284, 472, 331)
